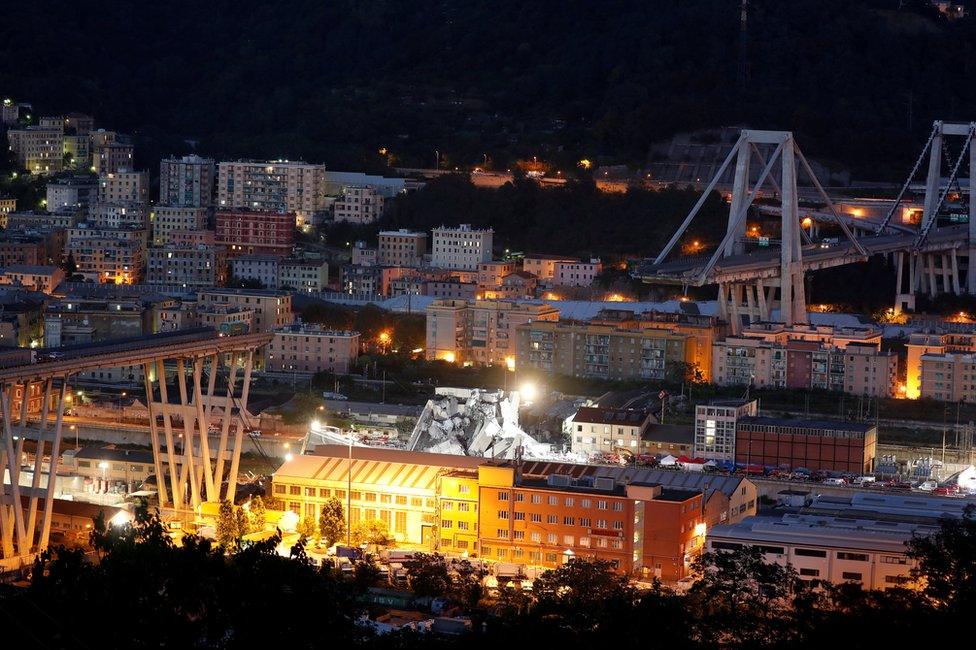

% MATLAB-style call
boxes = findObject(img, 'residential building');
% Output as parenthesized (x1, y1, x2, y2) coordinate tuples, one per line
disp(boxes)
(431, 224, 493, 270)
(2, 98, 20, 125)
(341, 265, 381, 295)
(906, 329, 976, 399)
(0, 265, 65, 293)
(333, 185, 384, 224)
(427, 299, 559, 365)
(265, 323, 360, 374)
(351, 241, 377, 267)
(97, 170, 148, 204)
(0, 236, 46, 267)
(62, 133, 91, 171)
(0, 294, 44, 348)
(378, 229, 427, 267)
(591, 309, 726, 382)
(197, 288, 293, 333)
(197, 305, 254, 335)
(45, 298, 153, 341)
(7, 210, 76, 230)
(515, 320, 696, 381)
(151, 206, 208, 245)
(47, 176, 98, 214)
(492, 271, 538, 299)
(279, 258, 329, 293)
(0, 198, 14, 225)
(92, 141, 134, 175)
(735, 417, 877, 474)
(7, 124, 63, 175)
(88, 202, 149, 229)
(476, 261, 516, 290)
(217, 160, 327, 225)
(553, 259, 603, 287)
(568, 407, 653, 456)
(229, 255, 280, 288)
(169, 229, 214, 247)
(640, 424, 695, 457)
(918, 351, 976, 402)
(425, 279, 477, 300)
(159, 155, 215, 207)
(146, 245, 227, 288)
(522, 254, 575, 282)
(66, 236, 144, 284)
(215, 209, 295, 256)
(694, 399, 759, 462)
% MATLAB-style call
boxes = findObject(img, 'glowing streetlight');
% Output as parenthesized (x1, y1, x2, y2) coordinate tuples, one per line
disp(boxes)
(505, 356, 516, 372)
(520, 382, 538, 402)
(284, 452, 294, 462)
(577, 159, 592, 170)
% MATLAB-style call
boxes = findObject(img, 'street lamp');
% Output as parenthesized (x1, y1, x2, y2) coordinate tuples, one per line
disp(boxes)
(118, 391, 127, 422)
(98, 461, 109, 493)
(70, 424, 77, 449)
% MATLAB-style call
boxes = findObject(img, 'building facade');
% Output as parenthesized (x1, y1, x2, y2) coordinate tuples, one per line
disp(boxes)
(196, 288, 293, 333)
(215, 209, 295, 256)
(151, 206, 208, 245)
(735, 417, 877, 474)
(333, 185, 384, 224)
(427, 299, 559, 365)
(279, 258, 329, 293)
(377, 229, 426, 267)
(431, 224, 493, 270)
(553, 259, 603, 287)
(694, 399, 759, 462)
(217, 160, 327, 225)
(159, 155, 215, 207)
(265, 324, 360, 374)
(146, 245, 227, 288)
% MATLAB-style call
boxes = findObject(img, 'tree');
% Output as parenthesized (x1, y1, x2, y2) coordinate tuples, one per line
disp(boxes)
(687, 546, 800, 646)
(351, 518, 393, 548)
(236, 507, 249, 541)
(449, 558, 488, 614)
(532, 558, 636, 634)
(908, 504, 976, 613)
(407, 552, 452, 598)
(216, 499, 238, 549)
(64, 252, 77, 275)
(319, 496, 346, 547)
(249, 495, 267, 533)
(297, 515, 318, 540)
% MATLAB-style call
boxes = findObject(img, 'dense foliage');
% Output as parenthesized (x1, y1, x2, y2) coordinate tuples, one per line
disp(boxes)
(0, 503, 973, 647)
(2, 1, 972, 177)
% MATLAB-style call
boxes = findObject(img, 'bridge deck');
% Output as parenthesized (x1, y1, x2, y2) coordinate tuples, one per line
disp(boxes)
(638, 225, 968, 285)
(0, 330, 272, 382)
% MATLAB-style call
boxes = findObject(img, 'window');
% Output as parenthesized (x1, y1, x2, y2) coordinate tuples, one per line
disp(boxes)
(579, 537, 590, 547)
(563, 535, 574, 545)
(597, 500, 608, 510)
(498, 510, 509, 519)
(613, 520, 623, 530)
(547, 515, 558, 525)
(514, 530, 525, 540)
(531, 494, 542, 504)
(514, 511, 525, 521)
(515, 492, 525, 502)
(318, 488, 330, 498)
(289, 486, 301, 495)
(545, 553, 558, 563)
(497, 529, 510, 539)
(458, 484, 470, 494)
(395, 511, 406, 534)
(612, 502, 623, 512)
(711, 541, 742, 551)
(580, 517, 591, 527)
(841, 572, 862, 581)
(530, 513, 542, 523)
(837, 552, 869, 562)
(581, 499, 591, 508)
(885, 575, 911, 585)
(350, 491, 361, 501)
(531, 532, 541, 542)
(564, 497, 575, 507)
(881, 555, 907, 565)
(458, 521, 470, 531)
(794, 548, 827, 558)
(563, 516, 575, 525)
(799, 568, 820, 577)
(547, 533, 557, 544)
(380, 494, 392, 504)
(498, 491, 510, 501)
(548, 496, 558, 506)
(274, 484, 285, 494)
(458, 503, 470, 512)
(442, 501, 453, 511)
(363, 492, 376, 502)
(410, 497, 422, 507)
(441, 520, 453, 529)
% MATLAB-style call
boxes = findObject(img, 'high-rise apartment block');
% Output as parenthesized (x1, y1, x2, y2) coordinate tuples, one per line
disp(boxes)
(333, 185, 384, 224)
(217, 160, 327, 225)
(377, 229, 426, 267)
(151, 206, 208, 245)
(215, 209, 295, 256)
(7, 124, 63, 175)
(159, 155, 215, 207)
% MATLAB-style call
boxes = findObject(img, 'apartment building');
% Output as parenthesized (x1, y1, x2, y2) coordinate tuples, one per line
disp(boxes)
(197, 288, 293, 332)
(146, 245, 227, 288)
(906, 329, 976, 399)
(426, 299, 559, 365)
(568, 407, 653, 456)
(47, 176, 98, 214)
(215, 209, 295, 256)
(169, 229, 214, 247)
(279, 258, 329, 293)
(476, 261, 516, 289)
(377, 229, 426, 267)
(0, 265, 65, 294)
(62, 133, 90, 171)
(92, 141, 134, 175)
(591, 309, 725, 381)
(515, 320, 695, 381)
(431, 224, 493, 270)
(265, 323, 360, 374)
(553, 259, 603, 287)
(229, 255, 280, 288)
(712, 332, 897, 397)
(151, 206, 208, 245)
(351, 241, 377, 266)
(918, 352, 976, 402)
(333, 185, 384, 224)
(66, 237, 144, 284)
(159, 155, 215, 207)
(737, 416, 877, 474)
(7, 124, 63, 175)
(0, 198, 13, 225)
(522, 254, 575, 282)
(0, 236, 45, 267)
(217, 160, 327, 225)
(693, 399, 759, 462)
(97, 170, 148, 203)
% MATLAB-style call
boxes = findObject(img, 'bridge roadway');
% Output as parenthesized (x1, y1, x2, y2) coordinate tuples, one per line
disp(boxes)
(0, 329, 273, 383)
(638, 224, 968, 286)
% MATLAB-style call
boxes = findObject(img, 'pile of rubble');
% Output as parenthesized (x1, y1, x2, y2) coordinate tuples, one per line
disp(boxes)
(407, 388, 554, 459)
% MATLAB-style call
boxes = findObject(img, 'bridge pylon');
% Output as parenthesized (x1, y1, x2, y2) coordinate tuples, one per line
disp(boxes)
(654, 129, 864, 334)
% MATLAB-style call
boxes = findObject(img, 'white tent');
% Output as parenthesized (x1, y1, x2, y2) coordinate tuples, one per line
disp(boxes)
(659, 455, 678, 467)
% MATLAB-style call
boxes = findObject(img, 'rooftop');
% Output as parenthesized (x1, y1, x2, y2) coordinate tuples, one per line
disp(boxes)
(737, 416, 875, 433)
(198, 287, 290, 298)
(572, 406, 650, 427)
(1, 265, 60, 275)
